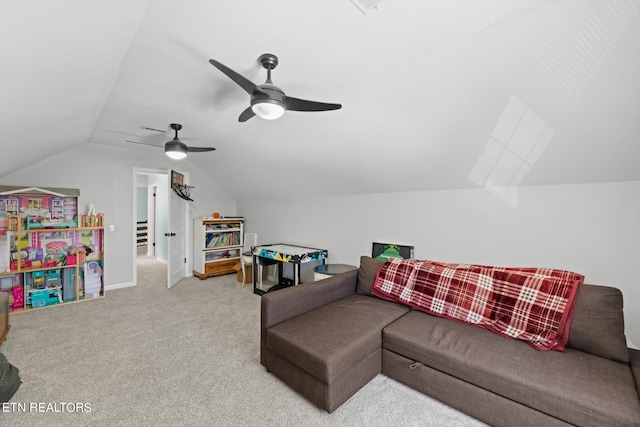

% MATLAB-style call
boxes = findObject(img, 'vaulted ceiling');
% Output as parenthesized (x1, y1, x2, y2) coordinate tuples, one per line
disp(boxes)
(1, 1, 639, 200)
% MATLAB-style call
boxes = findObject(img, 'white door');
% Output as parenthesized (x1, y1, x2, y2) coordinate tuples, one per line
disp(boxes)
(167, 178, 186, 288)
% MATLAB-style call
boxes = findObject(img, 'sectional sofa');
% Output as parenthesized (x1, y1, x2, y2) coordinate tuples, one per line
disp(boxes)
(260, 256, 640, 426)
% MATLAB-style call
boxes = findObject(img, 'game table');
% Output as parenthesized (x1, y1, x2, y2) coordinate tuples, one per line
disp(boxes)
(251, 243, 328, 295)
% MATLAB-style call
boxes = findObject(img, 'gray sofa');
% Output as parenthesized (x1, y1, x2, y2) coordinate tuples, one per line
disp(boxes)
(261, 256, 640, 426)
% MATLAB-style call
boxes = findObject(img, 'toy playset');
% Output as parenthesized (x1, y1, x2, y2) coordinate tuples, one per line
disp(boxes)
(0, 186, 104, 312)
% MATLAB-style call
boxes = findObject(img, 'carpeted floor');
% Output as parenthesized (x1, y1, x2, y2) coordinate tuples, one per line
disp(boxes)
(0, 255, 485, 426)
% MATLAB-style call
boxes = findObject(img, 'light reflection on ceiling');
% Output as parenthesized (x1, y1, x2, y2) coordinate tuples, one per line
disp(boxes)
(470, 0, 639, 206)
(469, 95, 555, 207)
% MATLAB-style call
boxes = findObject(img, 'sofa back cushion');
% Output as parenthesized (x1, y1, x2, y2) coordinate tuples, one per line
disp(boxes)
(356, 256, 384, 295)
(566, 284, 629, 362)
(371, 258, 583, 352)
(358, 255, 630, 362)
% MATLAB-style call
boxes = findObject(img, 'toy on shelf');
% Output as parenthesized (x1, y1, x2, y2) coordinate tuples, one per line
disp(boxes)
(0, 213, 8, 235)
(29, 287, 62, 308)
(79, 205, 103, 228)
(46, 270, 61, 288)
(25, 213, 76, 229)
(31, 271, 46, 289)
(7, 217, 18, 232)
(82, 260, 102, 298)
(12, 285, 23, 309)
(67, 244, 90, 266)
(82, 204, 100, 228)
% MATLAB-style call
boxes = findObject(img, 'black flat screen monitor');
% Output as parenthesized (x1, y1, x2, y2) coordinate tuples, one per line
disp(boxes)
(372, 242, 414, 261)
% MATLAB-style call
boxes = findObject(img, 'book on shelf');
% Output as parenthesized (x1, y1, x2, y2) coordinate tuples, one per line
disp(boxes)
(206, 224, 232, 231)
(205, 231, 239, 248)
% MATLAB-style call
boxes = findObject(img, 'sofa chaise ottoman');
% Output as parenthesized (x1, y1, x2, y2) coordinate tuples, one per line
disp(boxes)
(261, 269, 408, 413)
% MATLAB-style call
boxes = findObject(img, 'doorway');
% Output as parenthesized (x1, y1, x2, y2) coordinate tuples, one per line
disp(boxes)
(132, 168, 189, 289)
(134, 171, 166, 284)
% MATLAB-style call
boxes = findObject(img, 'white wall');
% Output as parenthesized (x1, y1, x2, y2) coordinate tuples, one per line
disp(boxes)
(136, 187, 147, 222)
(238, 181, 640, 348)
(0, 143, 236, 289)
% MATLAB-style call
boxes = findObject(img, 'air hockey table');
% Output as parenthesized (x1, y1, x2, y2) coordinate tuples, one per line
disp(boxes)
(251, 243, 328, 295)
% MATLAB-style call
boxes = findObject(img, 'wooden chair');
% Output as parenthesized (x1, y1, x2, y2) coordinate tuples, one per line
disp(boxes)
(240, 233, 257, 288)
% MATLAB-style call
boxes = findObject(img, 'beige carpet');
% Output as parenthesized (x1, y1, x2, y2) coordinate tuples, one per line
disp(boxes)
(1, 255, 485, 426)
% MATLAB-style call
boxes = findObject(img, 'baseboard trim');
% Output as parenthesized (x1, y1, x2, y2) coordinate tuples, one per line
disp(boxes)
(105, 282, 135, 292)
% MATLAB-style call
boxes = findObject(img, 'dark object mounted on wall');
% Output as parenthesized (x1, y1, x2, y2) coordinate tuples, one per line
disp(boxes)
(170, 170, 194, 201)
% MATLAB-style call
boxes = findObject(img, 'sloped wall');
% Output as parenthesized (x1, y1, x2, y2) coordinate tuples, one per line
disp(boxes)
(238, 181, 640, 348)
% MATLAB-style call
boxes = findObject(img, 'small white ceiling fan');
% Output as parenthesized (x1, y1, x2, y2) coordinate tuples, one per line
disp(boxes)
(126, 123, 215, 159)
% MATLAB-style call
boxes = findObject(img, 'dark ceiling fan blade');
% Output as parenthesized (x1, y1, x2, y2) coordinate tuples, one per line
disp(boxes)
(141, 126, 167, 133)
(285, 96, 342, 112)
(186, 146, 216, 152)
(239, 107, 256, 122)
(209, 59, 266, 96)
(125, 140, 162, 148)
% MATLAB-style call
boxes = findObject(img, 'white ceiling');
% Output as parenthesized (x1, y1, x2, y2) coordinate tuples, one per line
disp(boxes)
(1, 1, 639, 200)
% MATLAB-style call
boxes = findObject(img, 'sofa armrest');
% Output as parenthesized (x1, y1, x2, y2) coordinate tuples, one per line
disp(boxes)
(260, 269, 358, 366)
(630, 348, 640, 398)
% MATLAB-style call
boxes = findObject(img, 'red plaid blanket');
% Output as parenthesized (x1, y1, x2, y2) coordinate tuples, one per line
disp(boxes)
(371, 259, 584, 351)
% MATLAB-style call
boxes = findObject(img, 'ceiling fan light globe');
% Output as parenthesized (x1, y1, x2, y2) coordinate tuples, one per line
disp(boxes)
(166, 150, 187, 160)
(165, 140, 188, 159)
(252, 100, 285, 120)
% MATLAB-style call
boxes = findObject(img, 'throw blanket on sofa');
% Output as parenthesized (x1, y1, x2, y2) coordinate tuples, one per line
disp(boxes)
(371, 259, 584, 351)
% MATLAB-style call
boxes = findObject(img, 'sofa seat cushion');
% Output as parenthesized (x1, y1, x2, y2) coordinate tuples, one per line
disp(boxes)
(383, 310, 640, 427)
(267, 294, 409, 384)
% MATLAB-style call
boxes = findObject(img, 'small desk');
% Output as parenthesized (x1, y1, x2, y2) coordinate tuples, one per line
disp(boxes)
(252, 244, 328, 295)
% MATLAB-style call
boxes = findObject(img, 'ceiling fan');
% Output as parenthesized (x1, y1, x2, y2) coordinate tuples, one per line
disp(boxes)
(209, 53, 342, 122)
(126, 124, 215, 160)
